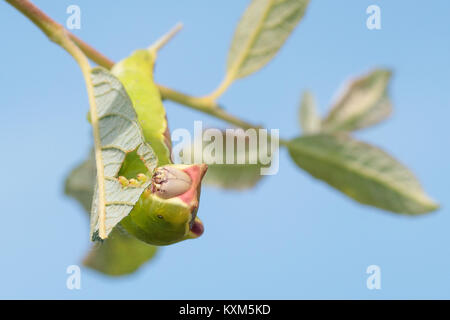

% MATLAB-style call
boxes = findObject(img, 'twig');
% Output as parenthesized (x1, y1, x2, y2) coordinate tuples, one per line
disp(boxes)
(149, 23, 183, 53)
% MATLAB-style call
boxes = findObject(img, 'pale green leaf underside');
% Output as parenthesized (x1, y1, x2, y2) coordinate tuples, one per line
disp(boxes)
(65, 150, 158, 276)
(322, 69, 392, 132)
(89, 68, 158, 241)
(228, 0, 309, 79)
(288, 134, 439, 214)
(299, 90, 321, 134)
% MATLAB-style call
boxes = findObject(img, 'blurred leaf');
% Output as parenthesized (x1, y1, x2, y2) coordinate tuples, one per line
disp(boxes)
(65, 151, 158, 276)
(83, 228, 158, 276)
(65, 150, 96, 212)
(299, 90, 321, 134)
(89, 67, 158, 241)
(205, 130, 265, 190)
(112, 49, 172, 165)
(227, 0, 310, 79)
(322, 69, 392, 132)
(204, 164, 263, 190)
(181, 130, 265, 190)
(288, 134, 439, 214)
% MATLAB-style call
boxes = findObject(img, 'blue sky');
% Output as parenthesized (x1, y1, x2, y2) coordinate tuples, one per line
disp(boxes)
(0, 0, 449, 299)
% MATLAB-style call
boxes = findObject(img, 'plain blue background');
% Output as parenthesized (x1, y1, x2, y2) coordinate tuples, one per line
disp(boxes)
(0, 0, 449, 299)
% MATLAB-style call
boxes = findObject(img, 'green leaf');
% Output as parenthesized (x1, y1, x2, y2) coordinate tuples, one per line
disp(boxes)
(83, 227, 158, 276)
(111, 49, 172, 165)
(322, 69, 393, 132)
(89, 67, 158, 241)
(288, 134, 439, 214)
(299, 90, 321, 134)
(227, 0, 310, 80)
(65, 151, 158, 276)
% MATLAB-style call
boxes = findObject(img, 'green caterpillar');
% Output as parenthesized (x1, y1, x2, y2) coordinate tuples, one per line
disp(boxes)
(111, 49, 206, 246)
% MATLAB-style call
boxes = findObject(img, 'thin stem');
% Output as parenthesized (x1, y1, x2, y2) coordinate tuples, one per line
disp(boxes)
(149, 23, 183, 53)
(206, 72, 234, 101)
(158, 85, 289, 146)
(6, 0, 57, 39)
(6, 0, 107, 238)
(69, 33, 114, 69)
(157, 85, 255, 129)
